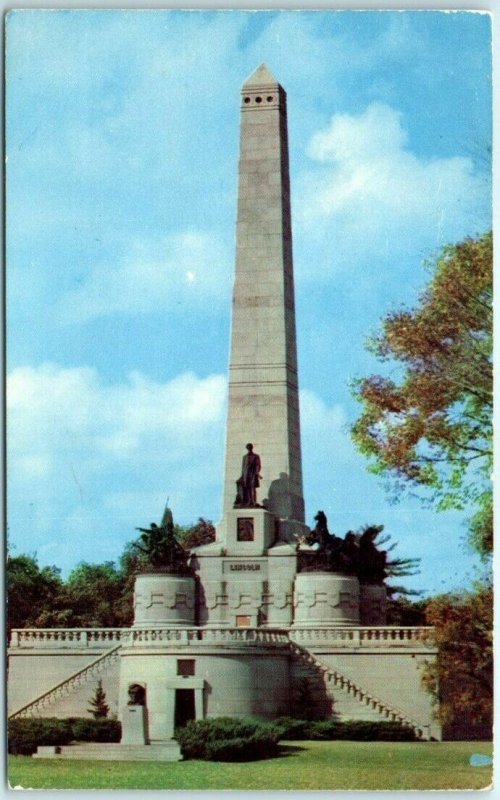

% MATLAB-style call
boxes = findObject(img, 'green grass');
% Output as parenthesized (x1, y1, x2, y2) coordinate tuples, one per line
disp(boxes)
(8, 741, 493, 791)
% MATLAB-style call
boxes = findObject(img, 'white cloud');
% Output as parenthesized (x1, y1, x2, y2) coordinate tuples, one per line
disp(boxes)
(296, 102, 489, 280)
(7, 363, 228, 567)
(8, 363, 227, 467)
(299, 388, 357, 517)
(7, 361, 360, 571)
(300, 388, 347, 445)
(56, 230, 232, 324)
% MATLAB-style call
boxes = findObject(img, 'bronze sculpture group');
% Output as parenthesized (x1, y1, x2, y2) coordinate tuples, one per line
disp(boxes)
(299, 512, 388, 585)
(135, 448, 386, 587)
(133, 507, 191, 575)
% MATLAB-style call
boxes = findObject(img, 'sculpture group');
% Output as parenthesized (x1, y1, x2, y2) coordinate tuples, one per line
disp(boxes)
(298, 512, 387, 584)
(135, 448, 388, 589)
(133, 511, 191, 575)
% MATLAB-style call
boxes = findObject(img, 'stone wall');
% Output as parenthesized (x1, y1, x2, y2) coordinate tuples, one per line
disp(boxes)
(8, 626, 439, 739)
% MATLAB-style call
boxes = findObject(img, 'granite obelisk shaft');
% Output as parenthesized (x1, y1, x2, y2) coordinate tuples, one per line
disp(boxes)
(222, 65, 305, 528)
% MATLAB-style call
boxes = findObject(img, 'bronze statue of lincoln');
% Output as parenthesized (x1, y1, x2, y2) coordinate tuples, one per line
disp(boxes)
(236, 443, 262, 507)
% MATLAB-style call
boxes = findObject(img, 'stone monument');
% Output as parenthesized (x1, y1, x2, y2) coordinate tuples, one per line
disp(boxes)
(219, 64, 308, 545)
(8, 67, 441, 755)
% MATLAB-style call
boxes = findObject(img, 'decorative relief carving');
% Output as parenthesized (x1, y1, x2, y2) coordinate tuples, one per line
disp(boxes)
(135, 591, 195, 611)
(267, 586, 293, 610)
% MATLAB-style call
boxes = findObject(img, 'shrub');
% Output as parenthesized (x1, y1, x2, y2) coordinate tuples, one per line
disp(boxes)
(8, 718, 73, 755)
(271, 717, 315, 740)
(272, 717, 418, 742)
(8, 717, 121, 755)
(175, 717, 280, 761)
(67, 717, 121, 743)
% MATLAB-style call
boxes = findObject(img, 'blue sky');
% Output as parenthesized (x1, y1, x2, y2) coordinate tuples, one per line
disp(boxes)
(6, 10, 492, 595)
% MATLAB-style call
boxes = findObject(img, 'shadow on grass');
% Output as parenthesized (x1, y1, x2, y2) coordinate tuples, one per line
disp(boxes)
(202, 744, 307, 763)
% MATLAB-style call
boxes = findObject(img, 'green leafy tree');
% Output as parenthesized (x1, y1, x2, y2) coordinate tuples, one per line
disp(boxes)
(6, 554, 65, 634)
(352, 232, 492, 556)
(386, 596, 427, 626)
(87, 679, 110, 719)
(422, 581, 493, 737)
(64, 561, 128, 627)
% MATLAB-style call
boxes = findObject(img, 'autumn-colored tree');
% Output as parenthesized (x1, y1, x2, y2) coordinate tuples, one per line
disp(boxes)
(178, 518, 216, 549)
(352, 232, 492, 556)
(422, 582, 492, 737)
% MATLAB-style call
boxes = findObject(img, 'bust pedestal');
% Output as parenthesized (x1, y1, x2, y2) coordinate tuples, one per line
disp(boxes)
(121, 705, 148, 745)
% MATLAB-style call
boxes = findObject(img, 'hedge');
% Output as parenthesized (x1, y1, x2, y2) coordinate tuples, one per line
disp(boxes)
(8, 717, 121, 755)
(272, 717, 418, 741)
(175, 717, 280, 761)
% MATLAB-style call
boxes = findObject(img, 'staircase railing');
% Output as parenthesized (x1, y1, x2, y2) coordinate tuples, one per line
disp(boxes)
(9, 644, 122, 719)
(289, 641, 429, 739)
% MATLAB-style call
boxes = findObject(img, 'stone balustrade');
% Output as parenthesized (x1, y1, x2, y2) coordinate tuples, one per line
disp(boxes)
(9, 625, 433, 650)
(125, 627, 290, 646)
(288, 626, 434, 647)
(9, 628, 125, 648)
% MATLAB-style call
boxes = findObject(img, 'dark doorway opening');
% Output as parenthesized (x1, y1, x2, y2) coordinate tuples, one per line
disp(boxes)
(174, 689, 195, 729)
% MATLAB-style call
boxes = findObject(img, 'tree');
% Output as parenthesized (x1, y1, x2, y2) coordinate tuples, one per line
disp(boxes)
(352, 232, 492, 556)
(386, 596, 427, 626)
(421, 581, 492, 737)
(87, 679, 110, 719)
(63, 561, 128, 627)
(178, 518, 216, 549)
(6, 554, 65, 635)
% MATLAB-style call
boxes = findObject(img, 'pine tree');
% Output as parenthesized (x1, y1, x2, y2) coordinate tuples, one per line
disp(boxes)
(87, 679, 110, 719)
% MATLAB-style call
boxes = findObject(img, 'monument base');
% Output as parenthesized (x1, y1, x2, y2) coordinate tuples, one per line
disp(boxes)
(121, 705, 148, 745)
(34, 743, 182, 762)
(293, 572, 360, 627)
(216, 507, 277, 555)
(133, 573, 195, 628)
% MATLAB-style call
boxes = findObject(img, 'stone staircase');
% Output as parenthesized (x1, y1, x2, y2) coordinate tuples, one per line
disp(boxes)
(289, 642, 429, 739)
(9, 644, 122, 719)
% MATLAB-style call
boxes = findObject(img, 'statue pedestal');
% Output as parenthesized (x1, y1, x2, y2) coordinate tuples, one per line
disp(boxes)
(121, 705, 148, 745)
(133, 573, 196, 627)
(216, 508, 277, 556)
(293, 572, 360, 626)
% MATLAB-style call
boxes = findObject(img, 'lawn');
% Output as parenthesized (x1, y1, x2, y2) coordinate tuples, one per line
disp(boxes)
(8, 741, 493, 791)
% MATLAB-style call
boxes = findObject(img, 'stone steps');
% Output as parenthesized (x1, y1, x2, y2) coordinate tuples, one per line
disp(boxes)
(289, 642, 428, 737)
(293, 661, 382, 721)
(34, 742, 182, 762)
(9, 645, 122, 719)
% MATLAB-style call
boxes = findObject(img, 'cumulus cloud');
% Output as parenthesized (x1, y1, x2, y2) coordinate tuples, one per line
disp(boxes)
(57, 230, 232, 324)
(7, 361, 358, 571)
(8, 362, 226, 469)
(296, 102, 490, 280)
(7, 363, 227, 566)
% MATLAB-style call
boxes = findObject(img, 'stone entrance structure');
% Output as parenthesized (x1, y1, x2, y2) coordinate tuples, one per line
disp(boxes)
(7, 67, 441, 758)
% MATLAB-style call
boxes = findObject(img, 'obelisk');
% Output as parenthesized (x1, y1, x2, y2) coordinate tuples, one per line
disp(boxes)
(220, 64, 306, 543)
